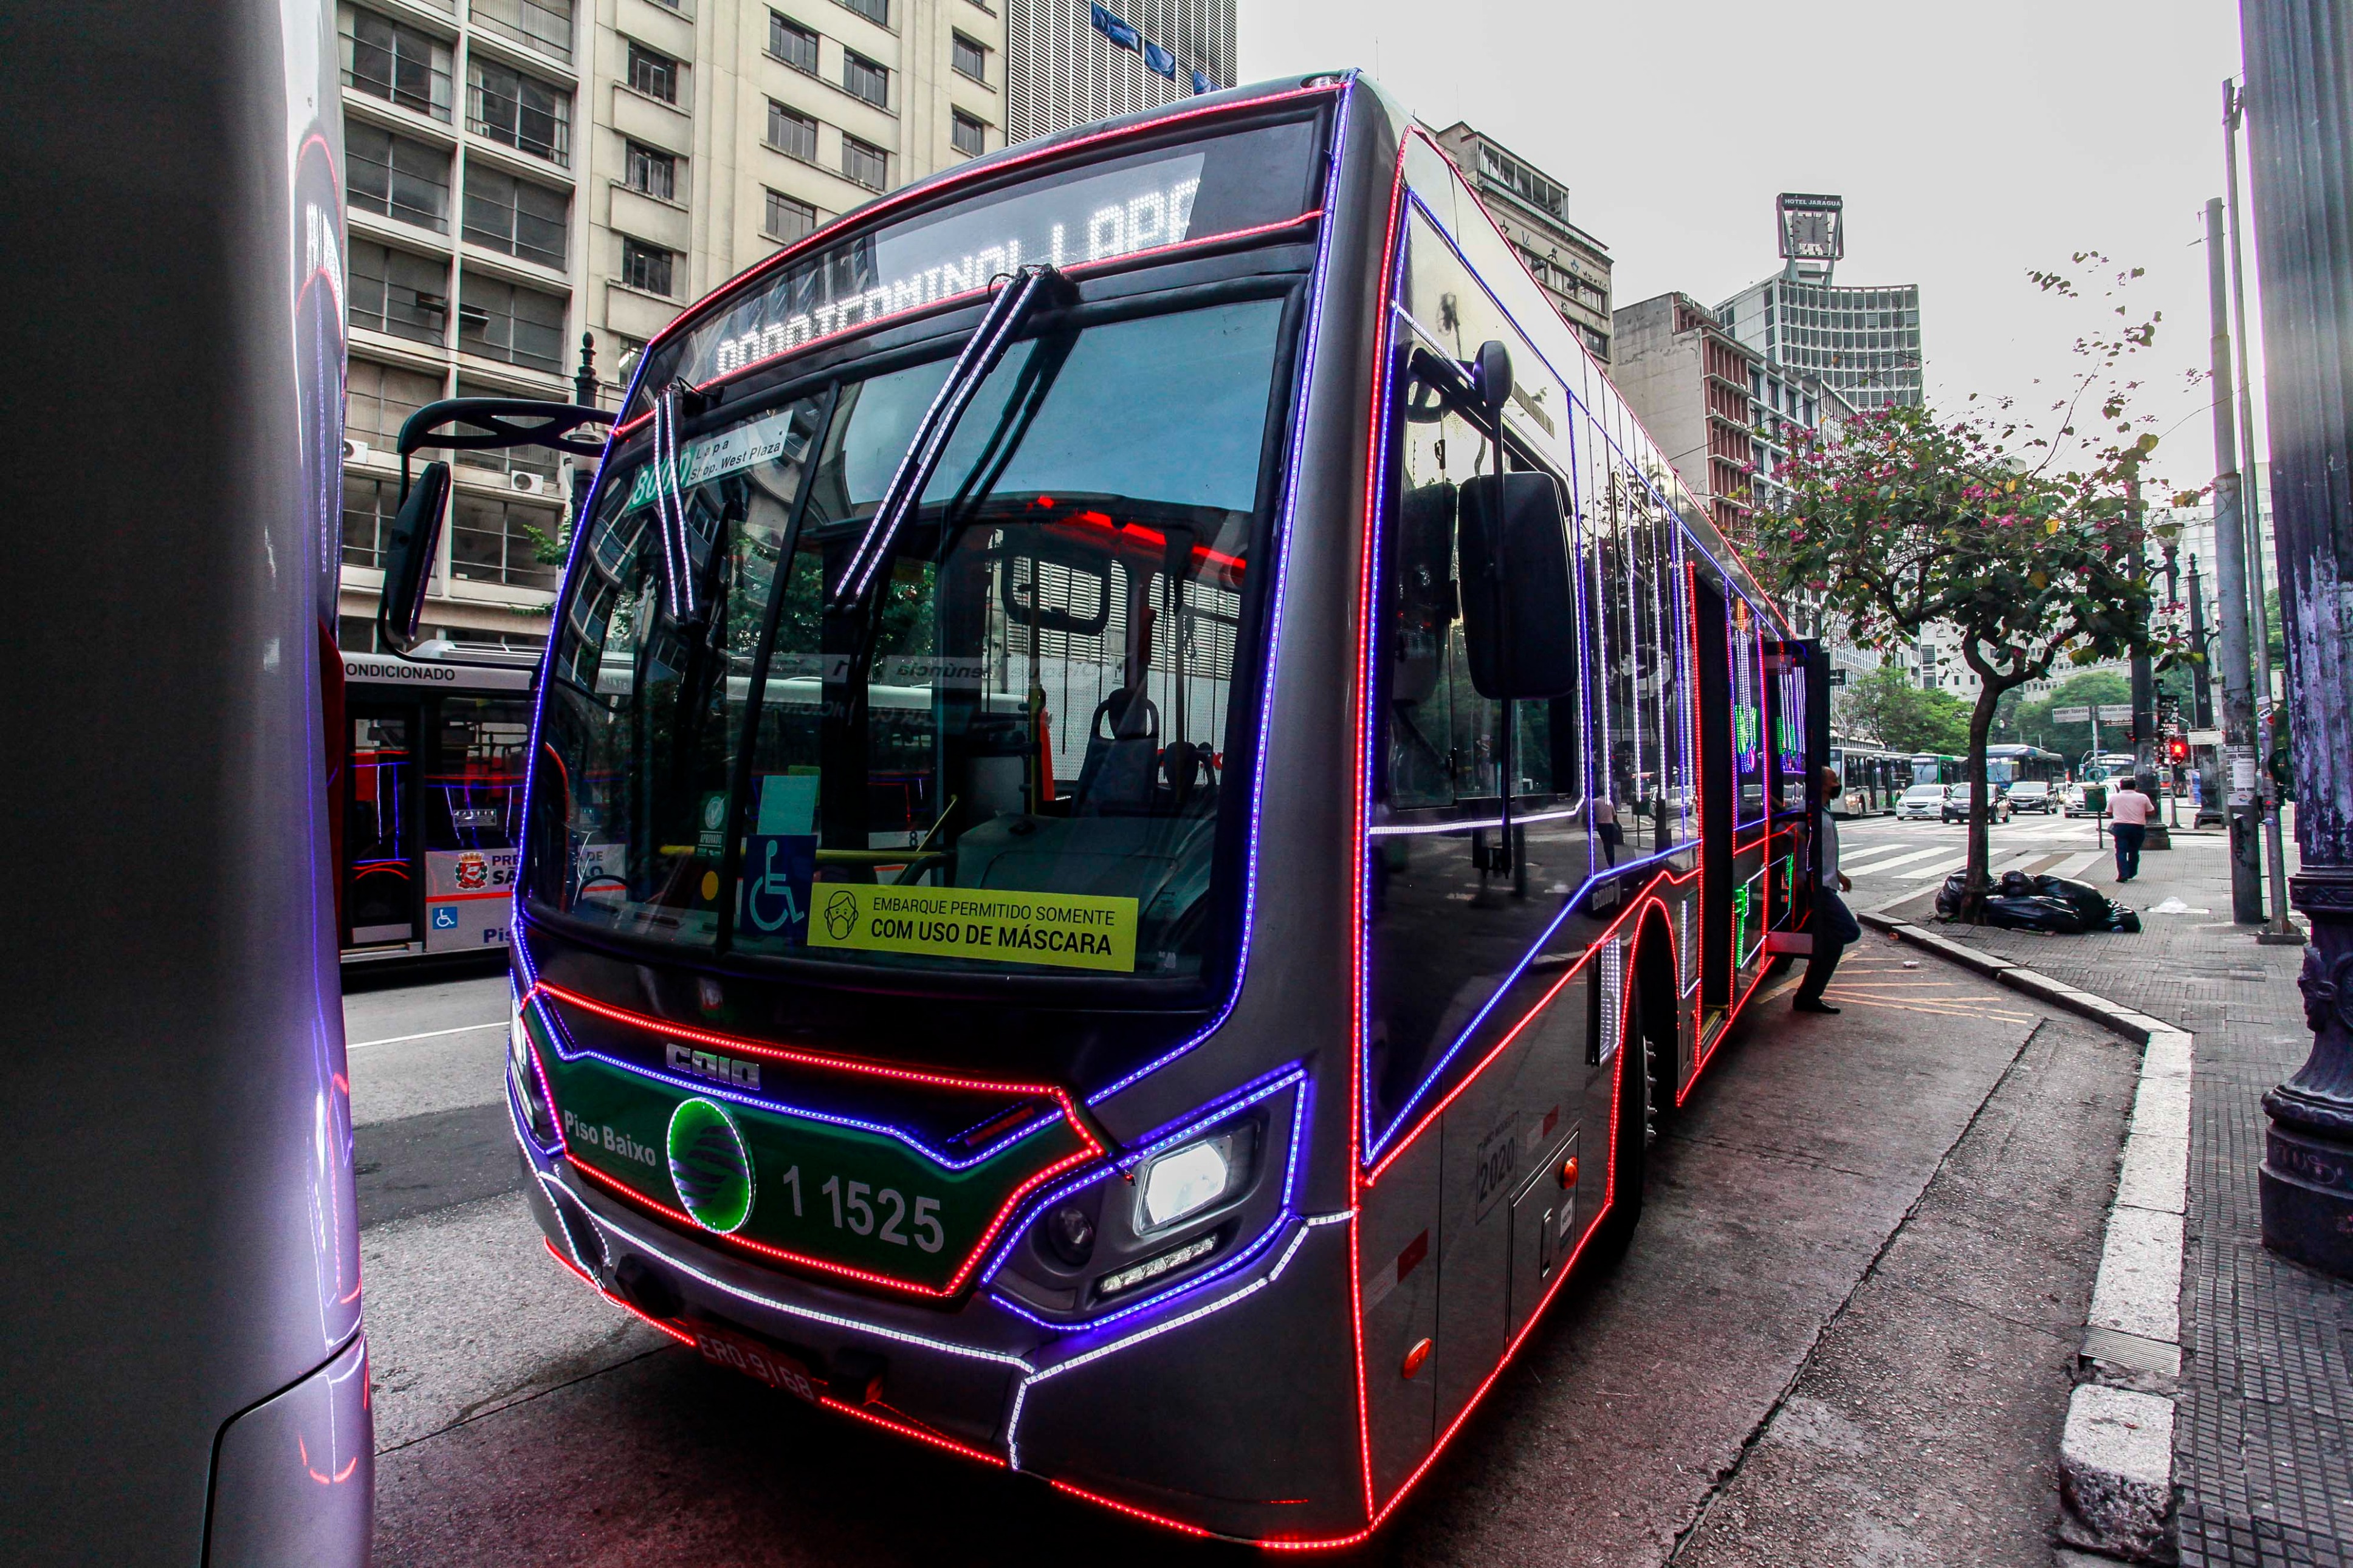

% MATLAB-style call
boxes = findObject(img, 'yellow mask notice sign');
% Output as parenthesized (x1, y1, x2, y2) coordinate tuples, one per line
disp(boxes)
(806, 884, 1140, 973)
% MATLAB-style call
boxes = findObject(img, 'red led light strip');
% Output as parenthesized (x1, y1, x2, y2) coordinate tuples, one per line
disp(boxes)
(819, 1396, 1006, 1468)
(1048, 1478, 1217, 1538)
(527, 982, 1108, 1297)
(566, 1142, 1096, 1299)
(543, 1238, 696, 1346)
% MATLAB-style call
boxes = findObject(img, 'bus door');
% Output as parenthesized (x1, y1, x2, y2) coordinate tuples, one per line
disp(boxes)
(345, 701, 421, 948)
(422, 695, 530, 953)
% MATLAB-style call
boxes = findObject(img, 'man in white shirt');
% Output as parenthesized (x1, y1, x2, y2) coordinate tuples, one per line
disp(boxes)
(2106, 778, 2155, 882)
(1795, 765, 1861, 1015)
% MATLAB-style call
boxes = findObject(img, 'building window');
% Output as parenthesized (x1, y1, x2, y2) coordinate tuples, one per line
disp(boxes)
(770, 12, 819, 71)
(339, 5, 453, 121)
(471, 0, 575, 61)
(342, 476, 399, 570)
(625, 142, 678, 200)
(347, 240, 447, 344)
(764, 188, 817, 243)
(462, 164, 570, 270)
(469, 58, 572, 166)
(842, 50, 888, 107)
(951, 32, 988, 81)
(458, 273, 566, 371)
(346, 359, 445, 453)
(452, 493, 562, 589)
(950, 109, 985, 157)
(628, 41, 679, 103)
(841, 134, 887, 190)
(766, 100, 818, 161)
(346, 121, 450, 233)
(620, 238, 676, 297)
(839, 0, 888, 23)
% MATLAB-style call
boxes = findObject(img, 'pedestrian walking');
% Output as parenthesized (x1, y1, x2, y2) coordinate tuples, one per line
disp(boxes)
(2106, 778, 2154, 882)
(1795, 765, 1860, 1016)
(1593, 793, 1621, 867)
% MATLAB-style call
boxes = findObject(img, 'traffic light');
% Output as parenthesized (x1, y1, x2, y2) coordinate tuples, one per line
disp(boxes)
(2167, 735, 2188, 764)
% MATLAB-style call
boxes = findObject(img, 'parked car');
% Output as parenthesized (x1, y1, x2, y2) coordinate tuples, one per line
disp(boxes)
(1896, 783, 1949, 821)
(1942, 783, 2013, 824)
(2006, 779, 2056, 813)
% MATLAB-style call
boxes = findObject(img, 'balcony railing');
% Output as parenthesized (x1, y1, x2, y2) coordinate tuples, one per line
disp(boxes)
(470, 0, 574, 61)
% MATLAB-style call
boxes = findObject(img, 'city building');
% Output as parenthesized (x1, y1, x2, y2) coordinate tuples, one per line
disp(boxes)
(1006, 1, 1234, 143)
(1609, 293, 1760, 536)
(1431, 122, 1613, 363)
(336, 0, 1014, 654)
(1717, 276, 1923, 412)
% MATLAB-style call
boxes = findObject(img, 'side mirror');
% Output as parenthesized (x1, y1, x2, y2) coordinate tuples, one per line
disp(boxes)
(376, 460, 450, 655)
(1458, 470, 1576, 699)
(1473, 340, 1513, 425)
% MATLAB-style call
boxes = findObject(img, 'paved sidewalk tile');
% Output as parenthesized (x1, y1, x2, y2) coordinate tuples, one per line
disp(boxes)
(1877, 825, 2353, 1567)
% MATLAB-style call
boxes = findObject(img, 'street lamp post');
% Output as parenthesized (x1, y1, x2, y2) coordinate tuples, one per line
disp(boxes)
(2243, 0, 2353, 1276)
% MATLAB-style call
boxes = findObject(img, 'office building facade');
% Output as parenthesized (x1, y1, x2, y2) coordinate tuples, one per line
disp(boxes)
(1005, 0, 1235, 143)
(1432, 122, 1613, 363)
(1717, 275, 1922, 411)
(1609, 293, 1760, 536)
(337, 0, 1009, 653)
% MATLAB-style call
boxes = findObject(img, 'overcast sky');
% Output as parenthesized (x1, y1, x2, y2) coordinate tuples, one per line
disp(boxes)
(1241, 1, 2256, 496)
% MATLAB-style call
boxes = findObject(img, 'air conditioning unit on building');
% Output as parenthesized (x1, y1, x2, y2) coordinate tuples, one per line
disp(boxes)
(341, 437, 371, 464)
(510, 471, 548, 496)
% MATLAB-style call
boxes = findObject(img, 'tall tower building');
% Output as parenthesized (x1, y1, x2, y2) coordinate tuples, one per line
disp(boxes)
(1430, 123, 1613, 364)
(1716, 193, 1922, 413)
(335, 0, 1015, 654)
(1005, 0, 1237, 143)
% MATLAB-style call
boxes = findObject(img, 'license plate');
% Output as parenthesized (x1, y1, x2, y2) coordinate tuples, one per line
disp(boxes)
(695, 1323, 818, 1402)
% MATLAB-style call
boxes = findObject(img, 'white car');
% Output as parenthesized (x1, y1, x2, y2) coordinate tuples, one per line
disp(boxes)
(1895, 784, 1948, 821)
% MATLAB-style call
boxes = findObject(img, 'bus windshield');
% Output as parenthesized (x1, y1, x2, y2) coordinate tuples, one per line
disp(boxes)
(529, 293, 1289, 981)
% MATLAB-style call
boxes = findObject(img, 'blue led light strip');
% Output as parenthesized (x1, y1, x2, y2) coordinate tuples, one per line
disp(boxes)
(524, 990, 1060, 1173)
(981, 1061, 1308, 1281)
(985, 1071, 1310, 1334)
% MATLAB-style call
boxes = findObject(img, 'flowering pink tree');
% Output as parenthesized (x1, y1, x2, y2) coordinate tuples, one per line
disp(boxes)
(1740, 269, 2185, 914)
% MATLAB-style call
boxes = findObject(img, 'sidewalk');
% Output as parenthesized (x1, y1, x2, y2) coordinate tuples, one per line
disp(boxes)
(1874, 823, 2353, 1566)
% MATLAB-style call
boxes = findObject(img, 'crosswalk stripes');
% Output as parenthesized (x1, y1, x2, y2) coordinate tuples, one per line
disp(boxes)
(1843, 845, 1960, 876)
(2049, 850, 2103, 879)
(1895, 854, 1971, 880)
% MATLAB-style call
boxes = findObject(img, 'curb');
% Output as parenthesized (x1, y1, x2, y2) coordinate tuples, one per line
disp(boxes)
(1859, 901, 2185, 1564)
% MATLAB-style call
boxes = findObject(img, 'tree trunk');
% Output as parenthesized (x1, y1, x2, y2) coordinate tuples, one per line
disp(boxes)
(1961, 676, 2010, 923)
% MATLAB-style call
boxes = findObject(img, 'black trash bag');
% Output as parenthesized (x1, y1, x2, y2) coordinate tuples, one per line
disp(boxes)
(1934, 869, 2135, 933)
(2026, 874, 2141, 933)
(1982, 895, 2092, 934)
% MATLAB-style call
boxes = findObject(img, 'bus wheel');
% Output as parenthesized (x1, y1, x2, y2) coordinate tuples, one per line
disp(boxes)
(1597, 982, 1650, 1259)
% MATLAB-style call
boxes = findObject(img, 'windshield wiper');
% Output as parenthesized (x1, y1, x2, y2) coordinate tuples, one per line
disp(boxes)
(831, 264, 1074, 608)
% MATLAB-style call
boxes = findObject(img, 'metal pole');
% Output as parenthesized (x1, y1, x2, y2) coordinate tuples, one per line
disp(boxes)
(2189, 552, 2216, 730)
(2226, 80, 2304, 946)
(2128, 479, 2171, 849)
(2205, 194, 2266, 922)
(2244, 0, 2353, 1276)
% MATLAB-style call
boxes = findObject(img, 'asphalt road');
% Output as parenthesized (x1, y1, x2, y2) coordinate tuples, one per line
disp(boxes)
(352, 926, 2137, 1566)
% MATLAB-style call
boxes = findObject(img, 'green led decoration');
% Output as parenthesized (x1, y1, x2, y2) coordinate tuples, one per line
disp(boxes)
(668, 1096, 757, 1234)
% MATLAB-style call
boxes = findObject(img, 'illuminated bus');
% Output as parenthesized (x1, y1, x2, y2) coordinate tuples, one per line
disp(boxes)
(2, 1, 371, 1559)
(388, 74, 1822, 1544)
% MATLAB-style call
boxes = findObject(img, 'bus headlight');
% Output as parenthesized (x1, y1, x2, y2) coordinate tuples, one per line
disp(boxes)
(1136, 1133, 1238, 1231)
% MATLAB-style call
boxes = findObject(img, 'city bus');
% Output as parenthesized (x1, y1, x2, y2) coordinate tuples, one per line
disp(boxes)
(340, 642, 537, 962)
(2, 1, 372, 1560)
(1983, 743, 2064, 790)
(1828, 737, 1908, 814)
(399, 72, 1824, 1544)
(1908, 751, 1966, 785)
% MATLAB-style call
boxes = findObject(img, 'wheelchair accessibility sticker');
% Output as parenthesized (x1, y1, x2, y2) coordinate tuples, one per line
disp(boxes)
(431, 906, 461, 931)
(740, 834, 816, 944)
